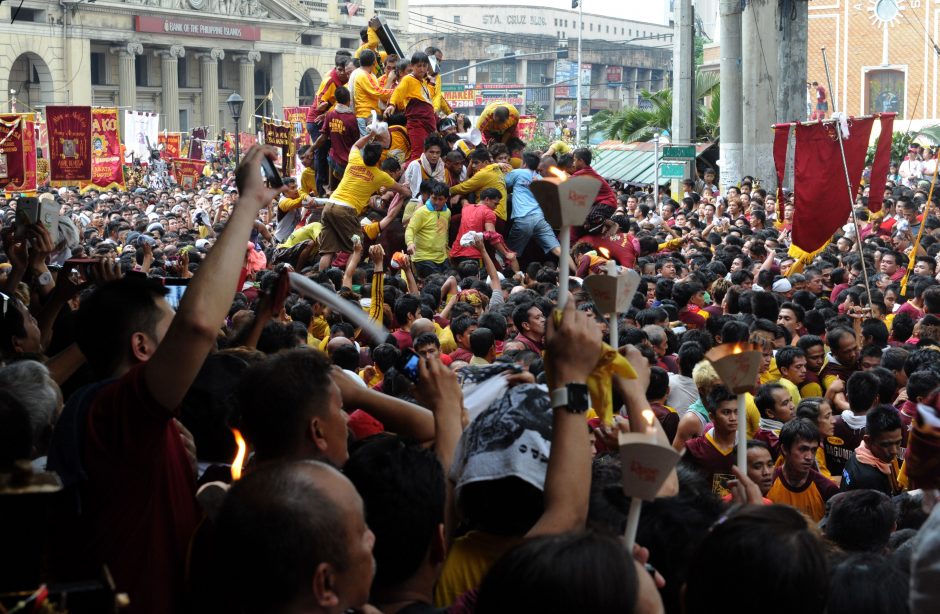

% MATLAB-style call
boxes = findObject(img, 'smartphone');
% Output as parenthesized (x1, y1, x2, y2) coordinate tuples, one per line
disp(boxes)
(14, 197, 58, 243)
(395, 348, 421, 384)
(163, 277, 190, 310)
(260, 155, 283, 188)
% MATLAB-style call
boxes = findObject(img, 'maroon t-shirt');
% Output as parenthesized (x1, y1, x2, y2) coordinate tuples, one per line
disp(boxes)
(684, 433, 735, 493)
(322, 108, 359, 167)
(571, 166, 618, 207)
(392, 328, 413, 351)
(80, 365, 200, 614)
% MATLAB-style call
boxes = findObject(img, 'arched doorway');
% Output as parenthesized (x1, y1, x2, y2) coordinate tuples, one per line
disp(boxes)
(8, 53, 54, 112)
(298, 68, 322, 107)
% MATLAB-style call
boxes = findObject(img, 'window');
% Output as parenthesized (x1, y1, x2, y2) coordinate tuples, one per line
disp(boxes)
(589, 23, 592, 31)
(340, 37, 357, 49)
(454, 15, 460, 23)
(179, 110, 189, 133)
(606, 25, 609, 33)
(477, 60, 516, 84)
(441, 60, 469, 84)
(135, 54, 148, 86)
(629, 28, 632, 36)
(90, 52, 106, 86)
(866, 68, 905, 118)
(621, 27, 624, 35)
(554, 18, 558, 26)
(17, 8, 45, 22)
(301, 34, 322, 46)
(564, 20, 568, 27)
(177, 56, 187, 87)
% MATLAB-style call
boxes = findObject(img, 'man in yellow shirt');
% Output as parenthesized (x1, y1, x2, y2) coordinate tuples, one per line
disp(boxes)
(349, 50, 394, 136)
(405, 181, 451, 277)
(775, 346, 807, 407)
(476, 102, 519, 144)
(354, 18, 386, 75)
(298, 145, 317, 198)
(318, 132, 411, 271)
(451, 148, 508, 221)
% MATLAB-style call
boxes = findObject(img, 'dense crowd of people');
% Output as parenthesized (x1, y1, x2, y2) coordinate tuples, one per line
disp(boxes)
(1, 26, 940, 614)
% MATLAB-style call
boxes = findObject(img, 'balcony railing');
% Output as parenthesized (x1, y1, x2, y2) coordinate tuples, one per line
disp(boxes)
(300, 0, 328, 11)
(376, 8, 399, 21)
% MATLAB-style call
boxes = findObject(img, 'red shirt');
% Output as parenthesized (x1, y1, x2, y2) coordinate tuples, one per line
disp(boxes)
(575, 233, 640, 269)
(450, 204, 498, 258)
(571, 166, 618, 207)
(322, 108, 360, 166)
(80, 365, 200, 614)
(391, 328, 413, 351)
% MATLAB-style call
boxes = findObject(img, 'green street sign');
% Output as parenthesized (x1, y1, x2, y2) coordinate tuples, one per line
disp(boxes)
(662, 145, 695, 159)
(659, 162, 686, 179)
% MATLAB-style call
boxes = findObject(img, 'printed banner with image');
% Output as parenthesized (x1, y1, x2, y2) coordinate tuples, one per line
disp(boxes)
(282, 107, 310, 146)
(46, 105, 92, 183)
(238, 131, 257, 153)
(81, 108, 126, 193)
(171, 157, 205, 190)
(190, 127, 206, 160)
(263, 119, 295, 176)
(124, 110, 159, 163)
(158, 132, 182, 158)
(0, 115, 28, 192)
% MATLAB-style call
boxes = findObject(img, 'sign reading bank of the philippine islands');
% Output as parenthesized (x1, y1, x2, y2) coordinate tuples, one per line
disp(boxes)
(135, 16, 261, 41)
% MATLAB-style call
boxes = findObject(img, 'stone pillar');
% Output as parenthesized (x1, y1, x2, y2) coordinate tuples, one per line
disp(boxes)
(157, 45, 185, 132)
(199, 48, 225, 138)
(110, 42, 143, 130)
(741, 0, 778, 183)
(235, 51, 261, 132)
(719, 0, 743, 191)
(270, 53, 285, 119)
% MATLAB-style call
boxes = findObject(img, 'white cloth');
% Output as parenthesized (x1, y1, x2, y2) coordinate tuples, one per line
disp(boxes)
(124, 110, 158, 163)
(667, 373, 700, 413)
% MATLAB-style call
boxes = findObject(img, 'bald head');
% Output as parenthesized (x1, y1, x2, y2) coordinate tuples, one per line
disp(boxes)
(327, 336, 354, 355)
(411, 317, 434, 338)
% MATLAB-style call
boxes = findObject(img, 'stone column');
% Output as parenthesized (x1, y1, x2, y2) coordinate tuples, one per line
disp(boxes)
(157, 45, 185, 132)
(235, 51, 261, 132)
(199, 48, 225, 137)
(110, 42, 143, 130)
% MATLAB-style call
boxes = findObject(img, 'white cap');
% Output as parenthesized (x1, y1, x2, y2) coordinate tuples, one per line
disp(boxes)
(772, 278, 793, 293)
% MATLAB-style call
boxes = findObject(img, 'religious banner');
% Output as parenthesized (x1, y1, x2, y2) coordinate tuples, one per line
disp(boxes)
(23, 116, 37, 192)
(517, 116, 537, 142)
(171, 157, 205, 190)
(36, 121, 49, 186)
(263, 119, 294, 176)
(0, 115, 28, 192)
(190, 127, 206, 160)
(124, 110, 159, 163)
(46, 105, 93, 183)
(81, 108, 126, 193)
(282, 107, 310, 146)
(238, 132, 257, 153)
(158, 132, 182, 159)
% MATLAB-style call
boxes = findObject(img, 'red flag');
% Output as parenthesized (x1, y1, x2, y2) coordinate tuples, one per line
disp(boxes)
(81, 108, 126, 193)
(46, 105, 93, 184)
(867, 113, 896, 213)
(791, 117, 874, 256)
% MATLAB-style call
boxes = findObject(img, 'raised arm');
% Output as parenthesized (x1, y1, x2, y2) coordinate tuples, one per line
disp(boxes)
(144, 146, 286, 411)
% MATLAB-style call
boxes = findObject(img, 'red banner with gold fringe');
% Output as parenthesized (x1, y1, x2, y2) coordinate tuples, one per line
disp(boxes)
(47, 105, 92, 183)
(81, 108, 126, 193)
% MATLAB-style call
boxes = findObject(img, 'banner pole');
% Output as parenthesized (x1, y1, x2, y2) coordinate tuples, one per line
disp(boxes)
(822, 47, 873, 308)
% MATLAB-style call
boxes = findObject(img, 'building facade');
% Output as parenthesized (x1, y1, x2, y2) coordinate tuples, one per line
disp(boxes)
(809, 0, 936, 125)
(403, 4, 673, 120)
(1, 0, 409, 135)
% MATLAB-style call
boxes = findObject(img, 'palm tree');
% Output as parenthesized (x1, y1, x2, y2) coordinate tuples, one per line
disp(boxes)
(593, 71, 720, 143)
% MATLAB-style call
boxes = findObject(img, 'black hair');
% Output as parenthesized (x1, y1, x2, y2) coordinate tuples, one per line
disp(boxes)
(826, 554, 908, 614)
(469, 327, 495, 358)
(866, 404, 903, 438)
(826, 326, 856, 354)
(410, 51, 430, 65)
(521, 151, 539, 171)
(237, 348, 335, 462)
(475, 532, 638, 614)
(775, 345, 806, 370)
(480, 187, 502, 202)
(779, 301, 805, 323)
(796, 397, 827, 423)
(779, 417, 819, 451)
(334, 85, 350, 105)
(705, 385, 737, 416)
(647, 366, 669, 401)
(478, 312, 507, 341)
(372, 343, 401, 373)
(672, 280, 703, 309)
(412, 331, 441, 351)
(331, 344, 360, 372)
(450, 314, 477, 338)
(362, 142, 384, 166)
(880, 347, 909, 373)
(684, 505, 829, 614)
(868, 365, 897, 406)
(344, 435, 445, 589)
(861, 318, 889, 347)
(380, 157, 401, 174)
(75, 276, 169, 378)
(572, 148, 592, 166)
(393, 294, 421, 327)
(755, 383, 787, 419)
(846, 370, 880, 414)
(359, 49, 376, 67)
(824, 491, 896, 554)
(677, 341, 704, 377)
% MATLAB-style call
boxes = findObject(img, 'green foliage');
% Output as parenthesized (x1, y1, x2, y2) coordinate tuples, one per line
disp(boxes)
(865, 130, 915, 166)
(592, 71, 720, 143)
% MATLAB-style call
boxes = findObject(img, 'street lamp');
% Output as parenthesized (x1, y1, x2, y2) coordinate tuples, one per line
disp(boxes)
(226, 92, 244, 166)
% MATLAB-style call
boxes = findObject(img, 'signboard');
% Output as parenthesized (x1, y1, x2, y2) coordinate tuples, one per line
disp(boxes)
(555, 59, 577, 99)
(580, 63, 592, 87)
(659, 161, 686, 179)
(476, 84, 524, 107)
(442, 84, 476, 109)
(663, 145, 696, 159)
(607, 65, 622, 86)
(135, 16, 261, 41)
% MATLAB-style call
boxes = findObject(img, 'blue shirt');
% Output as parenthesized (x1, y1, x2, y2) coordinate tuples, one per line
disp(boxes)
(505, 169, 542, 220)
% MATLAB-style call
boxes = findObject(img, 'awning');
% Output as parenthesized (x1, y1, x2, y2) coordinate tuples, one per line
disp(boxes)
(592, 141, 714, 186)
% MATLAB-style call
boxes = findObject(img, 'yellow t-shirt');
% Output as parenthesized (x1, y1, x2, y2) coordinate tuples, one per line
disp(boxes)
(390, 74, 433, 109)
(433, 73, 452, 115)
(278, 222, 321, 249)
(550, 140, 572, 156)
(476, 102, 519, 139)
(300, 166, 317, 197)
(329, 148, 396, 214)
(384, 125, 411, 164)
(745, 392, 760, 439)
(351, 68, 393, 119)
(777, 377, 802, 407)
(405, 204, 451, 264)
(451, 163, 508, 220)
(434, 531, 518, 607)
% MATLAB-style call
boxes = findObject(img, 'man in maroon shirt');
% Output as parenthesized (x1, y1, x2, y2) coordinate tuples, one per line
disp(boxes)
(49, 146, 287, 614)
(313, 86, 360, 190)
(571, 148, 617, 209)
(512, 302, 546, 354)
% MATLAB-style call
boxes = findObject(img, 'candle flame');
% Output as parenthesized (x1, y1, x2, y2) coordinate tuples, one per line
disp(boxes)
(231, 428, 247, 481)
(548, 166, 568, 180)
(731, 343, 746, 355)
(642, 409, 655, 427)
(598, 246, 611, 259)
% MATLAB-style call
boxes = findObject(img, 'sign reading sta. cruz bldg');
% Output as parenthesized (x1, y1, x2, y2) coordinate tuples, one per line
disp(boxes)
(135, 16, 261, 41)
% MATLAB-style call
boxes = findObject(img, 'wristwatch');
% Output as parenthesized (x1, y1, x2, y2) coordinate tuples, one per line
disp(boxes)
(550, 383, 590, 414)
(36, 271, 53, 286)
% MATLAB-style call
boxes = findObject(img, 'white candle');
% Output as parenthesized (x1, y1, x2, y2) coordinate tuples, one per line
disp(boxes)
(606, 259, 619, 349)
(558, 228, 571, 309)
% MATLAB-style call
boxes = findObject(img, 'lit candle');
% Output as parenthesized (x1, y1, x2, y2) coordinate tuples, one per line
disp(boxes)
(230, 428, 247, 481)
